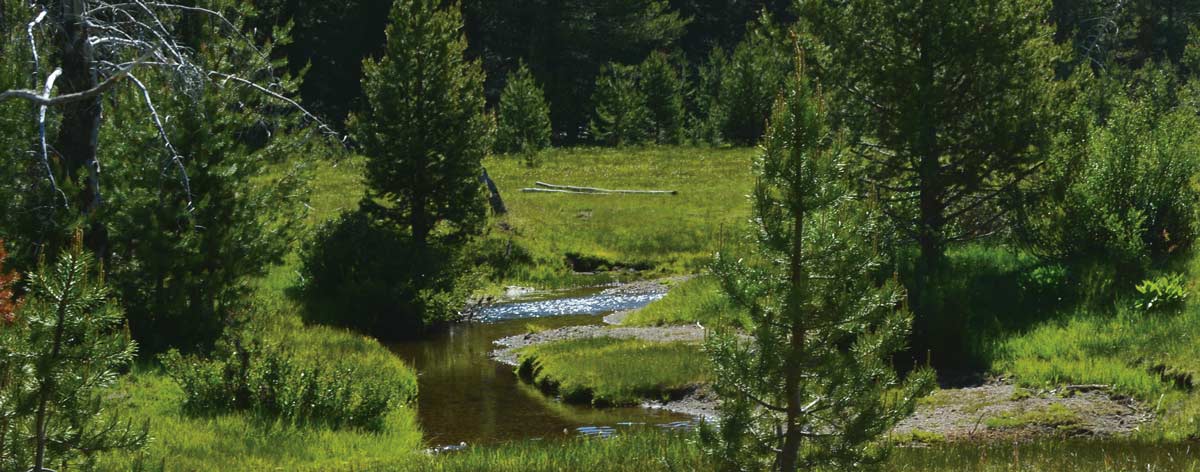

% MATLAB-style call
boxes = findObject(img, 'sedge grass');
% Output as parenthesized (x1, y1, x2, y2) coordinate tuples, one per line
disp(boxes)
(517, 338, 710, 406)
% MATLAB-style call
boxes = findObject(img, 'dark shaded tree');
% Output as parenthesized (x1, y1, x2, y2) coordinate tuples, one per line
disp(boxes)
(704, 50, 933, 471)
(639, 51, 686, 144)
(591, 62, 653, 146)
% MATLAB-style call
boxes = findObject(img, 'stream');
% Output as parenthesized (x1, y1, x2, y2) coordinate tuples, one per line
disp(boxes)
(388, 287, 695, 448)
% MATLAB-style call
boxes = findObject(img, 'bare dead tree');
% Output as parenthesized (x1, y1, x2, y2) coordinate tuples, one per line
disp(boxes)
(1, 0, 338, 258)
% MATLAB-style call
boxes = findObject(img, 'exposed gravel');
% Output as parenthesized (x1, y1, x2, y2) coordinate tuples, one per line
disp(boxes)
(894, 380, 1153, 441)
(490, 323, 707, 366)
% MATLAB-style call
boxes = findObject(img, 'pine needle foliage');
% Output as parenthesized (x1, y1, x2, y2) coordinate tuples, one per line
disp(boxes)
(351, 0, 489, 247)
(0, 236, 146, 471)
(496, 62, 553, 160)
(703, 49, 934, 471)
(591, 62, 653, 147)
(638, 51, 686, 145)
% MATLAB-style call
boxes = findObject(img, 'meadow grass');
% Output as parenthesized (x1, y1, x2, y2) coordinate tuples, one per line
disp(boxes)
(992, 251, 1200, 439)
(484, 147, 754, 287)
(517, 338, 710, 406)
(621, 275, 750, 329)
(888, 439, 1200, 471)
(419, 430, 710, 472)
(94, 365, 424, 471)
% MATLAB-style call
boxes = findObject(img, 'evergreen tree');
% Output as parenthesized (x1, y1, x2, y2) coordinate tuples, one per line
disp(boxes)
(799, 0, 1060, 272)
(591, 62, 654, 146)
(352, 0, 489, 248)
(639, 51, 686, 144)
(704, 51, 933, 471)
(0, 236, 147, 471)
(496, 62, 553, 160)
(717, 13, 791, 145)
(100, 0, 314, 354)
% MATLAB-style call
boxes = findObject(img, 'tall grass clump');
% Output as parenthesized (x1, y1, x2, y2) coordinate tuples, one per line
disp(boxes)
(516, 338, 709, 406)
(160, 309, 418, 432)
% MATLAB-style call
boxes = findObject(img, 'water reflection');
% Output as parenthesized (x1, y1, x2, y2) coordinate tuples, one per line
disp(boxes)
(390, 311, 692, 447)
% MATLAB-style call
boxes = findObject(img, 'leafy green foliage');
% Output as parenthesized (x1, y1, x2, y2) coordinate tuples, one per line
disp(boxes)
(302, 211, 476, 337)
(496, 62, 553, 158)
(638, 51, 685, 144)
(1026, 92, 1200, 276)
(160, 323, 416, 432)
(705, 53, 933, 470)
(0, 239, 146, 471)
(462, 0, 687, 140)
(1135, 273, 1189, 313)
(590, 63, 653, 146)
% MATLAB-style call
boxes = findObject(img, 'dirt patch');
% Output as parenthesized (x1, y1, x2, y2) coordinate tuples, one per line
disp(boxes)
(894, 380, 1153, 441)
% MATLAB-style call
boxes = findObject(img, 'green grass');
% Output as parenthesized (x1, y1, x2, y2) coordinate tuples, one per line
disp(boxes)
(984, 404, 1081, 430)
(516, 338, 710, 406)
(484, 147, 754, 287)
(421, 430, 710, 472)
(94, 365, 424, 471)
(621, 275, 750, 329)
(992, 251, 1200, 439)
(889, 439, 1200, 471)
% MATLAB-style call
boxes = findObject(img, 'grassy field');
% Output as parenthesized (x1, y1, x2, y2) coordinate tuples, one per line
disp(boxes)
(484, 147, 754, 287)
(621, 275, 749, 329)
(517, 338, 710, 406)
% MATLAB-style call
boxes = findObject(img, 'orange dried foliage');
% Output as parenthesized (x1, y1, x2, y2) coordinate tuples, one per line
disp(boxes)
(0, 240, 20, 323)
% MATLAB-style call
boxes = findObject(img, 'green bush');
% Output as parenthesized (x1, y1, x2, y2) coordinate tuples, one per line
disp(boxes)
(1134, 272, 1189, 313)
(1029, 93, 1200, 276)
(160, 325, 416, 432)
(495, 62, 553, 157)
(590, 62, 653, 146)
(301, 210, 474, 338)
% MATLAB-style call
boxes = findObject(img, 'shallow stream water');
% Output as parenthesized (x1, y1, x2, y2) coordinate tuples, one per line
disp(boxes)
(388, 287, 694, 447)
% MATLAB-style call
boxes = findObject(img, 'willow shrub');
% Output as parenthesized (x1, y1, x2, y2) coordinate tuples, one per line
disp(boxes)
(160, 324, 417, 432)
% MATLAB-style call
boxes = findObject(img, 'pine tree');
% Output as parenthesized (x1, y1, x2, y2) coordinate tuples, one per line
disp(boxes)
(591, 62, 653, 146)
(496, 62, 553, 161)
(101, 0, 314, 354)
(639, 51, 685, 144)
(717, 12, 790, 145)
(0, 235, 146, 471)
(704, 50, 934, 471)
(0, 240, 18, 323)
(351, 0, 489, 248)
(799, 0, 1059, 273)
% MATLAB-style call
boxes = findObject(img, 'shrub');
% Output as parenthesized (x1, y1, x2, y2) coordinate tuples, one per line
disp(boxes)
(160, 323, 417, 432)
(302, 210, 475, 338)
(0, 240, 19, 322)
(638, 51, 685, 144)
(1134, 272, 1189, 313)
(590, 62, 652, 146)
(495, 62, 553, 158)
(1028, 94, 1200, 276)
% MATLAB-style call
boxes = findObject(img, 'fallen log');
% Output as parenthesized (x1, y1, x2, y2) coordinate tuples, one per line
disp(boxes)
(534, 181, 677, 195)
(521, 188, 604, 195)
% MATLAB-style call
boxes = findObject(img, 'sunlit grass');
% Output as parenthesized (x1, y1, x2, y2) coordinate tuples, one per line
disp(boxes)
(622, 275, 749, 329)
(517, 338, 710, 406)
(484, 146, 754, 287)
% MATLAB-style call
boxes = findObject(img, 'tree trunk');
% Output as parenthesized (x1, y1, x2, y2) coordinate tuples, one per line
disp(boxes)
(778, 192, 808, 472)
(481, 168, 506, 214)
(51, 0, 107, 259)
(32, 256, 74, 471)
